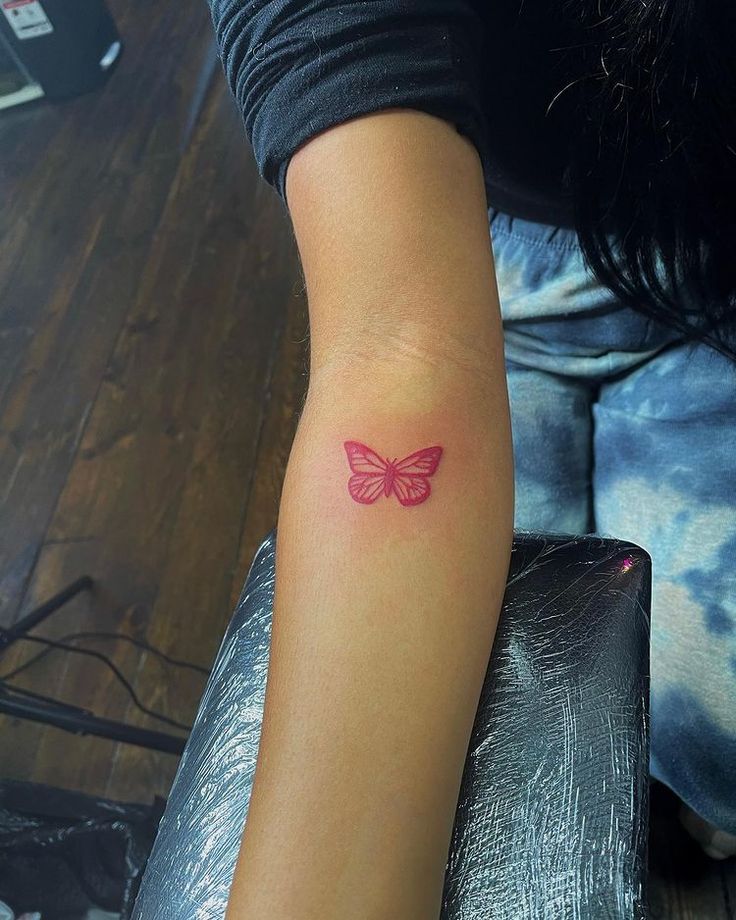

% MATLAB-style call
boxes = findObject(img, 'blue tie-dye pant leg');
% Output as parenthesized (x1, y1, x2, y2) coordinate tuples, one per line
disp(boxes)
(489, 209, 736, 835)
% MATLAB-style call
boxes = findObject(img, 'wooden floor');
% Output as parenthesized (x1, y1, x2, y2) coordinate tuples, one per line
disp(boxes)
(0, 0, 307, 803)
(0, 0, 733, 914)
(649, 784, 735, 919)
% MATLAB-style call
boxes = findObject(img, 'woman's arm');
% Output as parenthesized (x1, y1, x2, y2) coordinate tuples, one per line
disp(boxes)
(226, 109, 514, 920)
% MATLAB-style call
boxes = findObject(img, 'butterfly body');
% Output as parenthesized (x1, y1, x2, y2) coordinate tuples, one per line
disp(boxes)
(382, 460, 398, 497)
(343, 441, 443, 507)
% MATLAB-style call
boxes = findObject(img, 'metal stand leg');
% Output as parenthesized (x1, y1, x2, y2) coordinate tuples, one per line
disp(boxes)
(0, 576, 93, 651)
(0, 577, 187, 755)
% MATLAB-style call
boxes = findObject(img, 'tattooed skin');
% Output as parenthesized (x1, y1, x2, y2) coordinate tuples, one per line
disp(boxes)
(343, 441, 443, 506)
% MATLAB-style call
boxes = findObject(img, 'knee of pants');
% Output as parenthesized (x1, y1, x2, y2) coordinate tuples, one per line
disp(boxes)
(505, 362, 595, 535)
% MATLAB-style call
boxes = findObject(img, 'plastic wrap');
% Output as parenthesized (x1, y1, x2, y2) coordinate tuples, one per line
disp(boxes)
(0, 780, 163, 919)
(133, 529, 650, 919)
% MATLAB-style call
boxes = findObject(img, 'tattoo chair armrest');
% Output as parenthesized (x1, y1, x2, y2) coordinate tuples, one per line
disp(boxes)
(133, 529, 650, 919)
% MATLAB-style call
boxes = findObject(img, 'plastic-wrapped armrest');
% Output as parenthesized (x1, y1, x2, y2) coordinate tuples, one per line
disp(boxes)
(133, 529, 650, 919)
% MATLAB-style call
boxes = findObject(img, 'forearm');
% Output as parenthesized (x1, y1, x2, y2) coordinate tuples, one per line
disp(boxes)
(227, 110, 514, 919)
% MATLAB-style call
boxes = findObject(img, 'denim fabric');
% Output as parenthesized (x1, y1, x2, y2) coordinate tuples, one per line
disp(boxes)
(490, 209, 736, 835)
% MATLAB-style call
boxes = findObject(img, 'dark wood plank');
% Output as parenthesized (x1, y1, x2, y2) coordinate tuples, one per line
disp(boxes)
(0, 84, 288, 791)
(228, 268, 308, 611)
(105, 185, 304, 802)
(719, 858, 736, 920)
(0, 0, 222, 627)
(649, 782, 731, 919)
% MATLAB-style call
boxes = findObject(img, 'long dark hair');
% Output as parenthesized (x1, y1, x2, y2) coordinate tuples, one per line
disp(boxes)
(566, 0, 736, 362)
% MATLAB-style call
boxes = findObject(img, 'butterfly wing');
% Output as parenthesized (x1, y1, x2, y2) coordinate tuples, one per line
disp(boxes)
(344, 440, 388, 474)
(348, 473, 387, 504)
(391, 474, 432, 506)
(392, 446, 443, 507)
(394, 446, 443, 476)
(344, 441, 388, 504)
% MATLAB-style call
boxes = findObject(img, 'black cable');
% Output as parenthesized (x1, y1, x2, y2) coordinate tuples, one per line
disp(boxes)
(0, 630, 210, 682)
(1, 633, 192, 732)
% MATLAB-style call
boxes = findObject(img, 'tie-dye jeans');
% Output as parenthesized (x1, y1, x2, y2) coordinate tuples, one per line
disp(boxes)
(489, 208, 736, 836)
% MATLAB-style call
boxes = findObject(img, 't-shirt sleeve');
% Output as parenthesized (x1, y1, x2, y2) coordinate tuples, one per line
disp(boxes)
(206, 0, 491, 205)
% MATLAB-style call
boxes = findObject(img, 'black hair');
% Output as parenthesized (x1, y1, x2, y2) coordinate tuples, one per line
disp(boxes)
(566, 0, 736, 362)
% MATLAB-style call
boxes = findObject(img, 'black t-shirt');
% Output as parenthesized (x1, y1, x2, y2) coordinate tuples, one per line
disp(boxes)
(207, 0, 588, 226)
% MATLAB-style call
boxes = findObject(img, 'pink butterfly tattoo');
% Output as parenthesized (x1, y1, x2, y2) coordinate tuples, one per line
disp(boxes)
(343, 441, 443, 507)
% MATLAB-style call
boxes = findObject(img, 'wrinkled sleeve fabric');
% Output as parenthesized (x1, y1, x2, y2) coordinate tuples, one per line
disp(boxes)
(206, 0, 491, 206)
